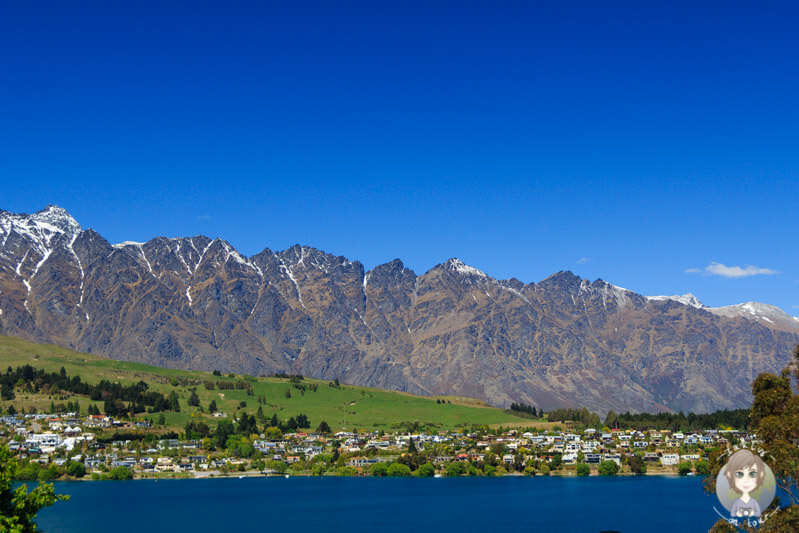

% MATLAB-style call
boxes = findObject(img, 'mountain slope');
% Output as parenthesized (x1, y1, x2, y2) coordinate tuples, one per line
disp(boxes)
(1, 206, 797, 414)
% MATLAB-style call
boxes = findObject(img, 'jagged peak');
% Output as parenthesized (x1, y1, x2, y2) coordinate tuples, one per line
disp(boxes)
(0, 205, 82, 252)
(436, 258, 488, 278)
(539, 270, 582, 288)
(277, 244, 353, 271)
(366, 259, 416, 286)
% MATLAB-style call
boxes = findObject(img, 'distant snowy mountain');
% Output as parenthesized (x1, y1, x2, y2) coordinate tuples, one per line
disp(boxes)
(706, 302, 799, 333)
(645, 293, 799, 333)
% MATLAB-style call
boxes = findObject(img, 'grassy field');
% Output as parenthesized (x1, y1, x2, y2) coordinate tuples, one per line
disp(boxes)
(0, 335, 534, 432)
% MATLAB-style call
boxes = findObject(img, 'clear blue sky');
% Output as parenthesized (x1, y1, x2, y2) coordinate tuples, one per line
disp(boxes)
(2, 1, 797, 314)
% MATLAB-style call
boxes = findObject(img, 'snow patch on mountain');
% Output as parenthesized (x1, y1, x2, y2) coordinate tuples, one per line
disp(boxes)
(706, 302, 799, 331)
(444, 258, 487, 278)
(646, 293, 704, 308)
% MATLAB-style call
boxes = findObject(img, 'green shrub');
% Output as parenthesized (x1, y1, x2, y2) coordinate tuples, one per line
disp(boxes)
(66, 461, 86, 478)
(695, 460, 710, 475)
(337, 466, 357, 477)
(370, 462, 388, 477)
(446, 461, 467, 477)
(105, 466, 133, 480)
(576, 463, 590, 476)
(415, 462, 436, 477)
(598, 460, 619, 476)
(386, 463, 411, 477)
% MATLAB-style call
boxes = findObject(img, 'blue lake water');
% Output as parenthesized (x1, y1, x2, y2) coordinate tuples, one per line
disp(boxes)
(37, 476, 722, 532)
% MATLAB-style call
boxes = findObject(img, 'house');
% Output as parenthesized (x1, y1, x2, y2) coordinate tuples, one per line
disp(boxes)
(660, 454, 680, 466)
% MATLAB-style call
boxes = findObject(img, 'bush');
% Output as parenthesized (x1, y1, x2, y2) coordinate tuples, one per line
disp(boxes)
(694, 460, 710, 475)
(38, 465, 61, 481)
(677, 461, 693, 476)
(538, 464, 550, 476)
(386, 463, 412, 477)
(267, 460, 287, 474)
(14, 462, 41, 481)
(66, 461, 86, 478)
(337, 466, 357, 477)
(370, 462, 388, 477)
(105, 466, 133, 480)
(446, 461, 467, 477)
(415, 462, 436, 477)
(628, 455, 647, 474)
(598, 460, 619, 476)
(576, 463, 590, 476)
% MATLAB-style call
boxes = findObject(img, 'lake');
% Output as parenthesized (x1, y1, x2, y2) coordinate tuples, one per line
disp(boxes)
(37, 475, 722, 532)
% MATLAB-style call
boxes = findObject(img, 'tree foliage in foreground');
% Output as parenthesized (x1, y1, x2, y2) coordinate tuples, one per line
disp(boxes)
(0, 443, 69, 532)
(705, 344, 799, 531)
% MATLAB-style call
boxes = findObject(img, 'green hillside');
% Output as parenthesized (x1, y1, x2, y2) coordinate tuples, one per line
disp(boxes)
(0, 335, 531, 432)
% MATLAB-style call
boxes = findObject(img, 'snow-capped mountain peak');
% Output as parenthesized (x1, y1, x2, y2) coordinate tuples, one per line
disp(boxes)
(646, 293, 704, 309)
(443, 258, 488, 278)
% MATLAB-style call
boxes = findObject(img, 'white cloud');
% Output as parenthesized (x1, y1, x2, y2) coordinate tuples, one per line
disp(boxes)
(576, 257, 590, 264)
(686, 262, 779, 278)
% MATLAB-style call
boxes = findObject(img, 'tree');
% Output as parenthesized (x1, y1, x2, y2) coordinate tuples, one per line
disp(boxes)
(446, 461, 467, 477)
(628, 454, 647, 474)
(604, 410, 619, 429)
(598, 460, 619, 476)
(284, 388, 291, 399)
(0, 443, 69, 531)
(215, 419, 235, 449)
(387, 463, 411, 477)
(169, 391, 180, 412)
(370, 463, 388, 477)
(0, 381, 14, 401)
(316, 421, 331, 434)
(576, 463, 590, 476)
(415, 462, 436, 477)
(106, 466, 133, 480)
(66, 461, 86, 478)
(407, 438, 417, 454)
(208, 399, 217, 413)
(187, 390, 200, 407)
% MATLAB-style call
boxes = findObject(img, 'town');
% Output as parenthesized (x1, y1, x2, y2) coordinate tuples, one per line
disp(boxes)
(1, 408, 748, 480)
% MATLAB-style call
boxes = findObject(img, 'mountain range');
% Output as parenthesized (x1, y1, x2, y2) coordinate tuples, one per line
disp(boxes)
(1, 206, 797, 414)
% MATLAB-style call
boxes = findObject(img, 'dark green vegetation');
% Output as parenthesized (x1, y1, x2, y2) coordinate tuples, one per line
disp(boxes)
(0, 335, 530, 432)
(546, 406, 750, 431)
(1, 443, 68, 531)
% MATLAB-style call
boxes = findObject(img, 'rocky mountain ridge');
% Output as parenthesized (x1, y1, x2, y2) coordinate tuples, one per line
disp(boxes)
(1, 206, 797, 414)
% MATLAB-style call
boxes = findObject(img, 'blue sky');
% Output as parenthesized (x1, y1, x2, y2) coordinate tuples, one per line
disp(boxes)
(1, 1, 797, 314)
